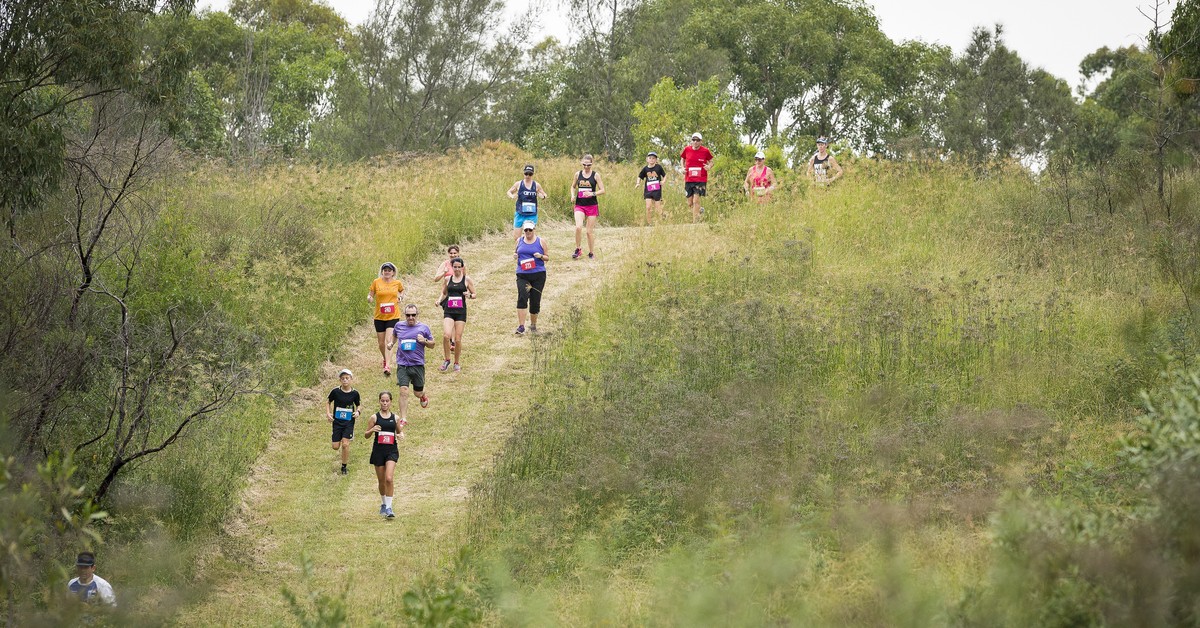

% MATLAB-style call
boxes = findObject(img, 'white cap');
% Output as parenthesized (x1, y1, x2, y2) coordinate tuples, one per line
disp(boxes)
(338, 368, 353, 377)
(754, 150, 765, 159)
(521, 221, 536, 230)
(691, 132, 702, 140)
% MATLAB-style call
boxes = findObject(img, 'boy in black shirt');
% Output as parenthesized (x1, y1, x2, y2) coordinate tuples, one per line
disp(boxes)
(327, 368, 362, 475)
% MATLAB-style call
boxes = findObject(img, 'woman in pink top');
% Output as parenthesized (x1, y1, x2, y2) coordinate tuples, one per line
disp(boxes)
(743, 151, 775, 203)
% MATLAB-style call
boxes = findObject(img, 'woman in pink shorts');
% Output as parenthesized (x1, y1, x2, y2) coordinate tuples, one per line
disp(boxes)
(570, 154, 605, 259)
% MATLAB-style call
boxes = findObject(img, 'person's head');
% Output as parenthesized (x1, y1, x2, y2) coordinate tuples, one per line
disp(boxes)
(754, 150, 765, 163)
(380, 261, 396, 279)
(450, 257, 465, 274)
(523, 164, 534, 178)
(75, 552, 96, 581)
(581, 154, 594, 170)
(403, 304, 418, 324)
(338, 368, 353, 387)
(690, 132, 703, 146)
(521, 221, 536, 238)
(646, 151, 658, 164)
(816, 137, 829, 150)
(447, 245, 460, 258)
(379, 390, 392, 410)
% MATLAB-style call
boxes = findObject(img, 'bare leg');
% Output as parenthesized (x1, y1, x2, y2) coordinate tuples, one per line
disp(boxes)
(574, 210, 584, 250)
(376, 331, 388, 368)
(453, 321, 465, 363)
(644, 198, 653, 226)
(398, 386, 409, 420)
(340, 439, 350, 465)
(375, 464, 387, 496)
(383, 460, 395, 497)
(517, 308, 527, 327)
(586, 215, 597, 254)
(442, 318, 454, 361)
(530, 313, 538, 327)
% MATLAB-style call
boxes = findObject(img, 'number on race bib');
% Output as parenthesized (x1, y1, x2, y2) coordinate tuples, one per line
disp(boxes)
(519, 257, 537, 271)
(446, 296, 464, 309)
(688, 167, 701, 177)
(400, 338, 418, 351)
(334, 407, 353, 422)
(376, 431, 395, 445)
(380, 302, 396, 315)
(519, 202, 537, 215)
(646, 180, 661, 192)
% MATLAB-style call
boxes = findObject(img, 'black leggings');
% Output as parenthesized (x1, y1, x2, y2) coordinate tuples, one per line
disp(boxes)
(516, 272, 546, 314)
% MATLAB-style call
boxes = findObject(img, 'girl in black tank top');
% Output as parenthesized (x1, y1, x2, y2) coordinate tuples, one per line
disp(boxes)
(366, 392, 402, 518)
(438, 258, 475, 372)
(574, 170, 599, 207)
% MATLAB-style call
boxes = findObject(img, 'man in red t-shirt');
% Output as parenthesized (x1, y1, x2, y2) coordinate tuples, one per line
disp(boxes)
(680, 132, 714, 223)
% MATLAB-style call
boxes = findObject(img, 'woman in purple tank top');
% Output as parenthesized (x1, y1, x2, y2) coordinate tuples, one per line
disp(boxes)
(513, 221, 549, 335)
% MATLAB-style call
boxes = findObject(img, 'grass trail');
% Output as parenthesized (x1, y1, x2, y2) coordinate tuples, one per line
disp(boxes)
(181, 221, 665, 625)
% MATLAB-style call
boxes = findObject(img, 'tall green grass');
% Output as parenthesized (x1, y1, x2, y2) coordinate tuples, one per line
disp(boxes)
(458, 164, 1197, 623)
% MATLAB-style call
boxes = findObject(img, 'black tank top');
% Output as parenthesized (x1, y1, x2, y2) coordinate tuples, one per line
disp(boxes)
(373, 413, 399, 448)
(574, 171, 598, 207)
(813, 152, 830, 168)
(445, 275, 468, 310)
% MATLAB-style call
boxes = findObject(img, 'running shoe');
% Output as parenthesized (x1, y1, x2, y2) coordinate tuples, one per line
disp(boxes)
(384, 507, 395, 519)
(439, 360, 451, 372)
(379, 504, 386, 516)
(529, 325, 537, 334)
(587, 252, 594, 259)
(515, 325, 525, 335)
(420, 395, 429, 408)
(453, 363, 461, 372)
(572, 248, 581, 259)
(340, 466, 348, 476)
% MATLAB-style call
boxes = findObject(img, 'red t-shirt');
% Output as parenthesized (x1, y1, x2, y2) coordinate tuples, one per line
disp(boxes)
(681, 146, 714, 182)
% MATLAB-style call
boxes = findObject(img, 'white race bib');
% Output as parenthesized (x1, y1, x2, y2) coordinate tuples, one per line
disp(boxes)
(688, 167, 701, 177)
(519, 257, 537, 271)
(379, 302, 396, 315)
(376, 431, 395, 445)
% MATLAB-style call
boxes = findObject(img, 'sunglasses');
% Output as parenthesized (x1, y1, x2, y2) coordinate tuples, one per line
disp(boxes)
(404, 313, 417, 317)
(523, 228, 534, 232)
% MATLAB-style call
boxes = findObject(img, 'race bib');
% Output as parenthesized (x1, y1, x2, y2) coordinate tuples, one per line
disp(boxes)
(334, 407, 353, 422)
(577, 188, 593, 198)
(754, 186, 767, 196)
(688, 167, 702, 177)
(376, 431, 395, 445)
(446, 295, 464, 309)
(519, 257, 537, 271)
(400, 338, 418, 351)
(519, 202, 537, 215)
(379, 302, 396, 315)
(646, 180, 661, 192)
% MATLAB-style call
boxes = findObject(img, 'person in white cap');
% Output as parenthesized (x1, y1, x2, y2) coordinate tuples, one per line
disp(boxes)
(743, 150, 776, 203)
(513, 220, 549, 335)
(807, 137, 843, 185)
(636, 151, 667, 225)
(680, 132, 713, 222)
(327, 368, 361, 475)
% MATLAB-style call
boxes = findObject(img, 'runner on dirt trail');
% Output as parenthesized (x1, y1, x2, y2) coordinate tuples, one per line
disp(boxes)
(364, 391, 403, 519)
(744, 150, 776, 203)
(571, 155, 604, 259)
(430, 245, 461, 283)
(807, 137, 843, 185)
(514, 221, 548, 335)
(438, 257, 475, 372)
(386, 305, 434, 420)
(681, 132, 714, 222)
(327, 368, 361, 475)
(368, 262, 404, 376)
(637, 151, 667, 225)
(507, 164, 548, 241)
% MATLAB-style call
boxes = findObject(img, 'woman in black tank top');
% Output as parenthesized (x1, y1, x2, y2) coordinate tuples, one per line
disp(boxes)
(364, 391, 404, 518)
(438, 257, 475, 372)
(571, 154, 605, 259)
(807, 137, 843, 184)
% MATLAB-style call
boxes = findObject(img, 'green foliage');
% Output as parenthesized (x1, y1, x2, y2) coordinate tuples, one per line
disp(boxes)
(1125, 366, 1200, 478)
(632, 77, 739, 160)
(280, 552, 350, 628)
(401, 575, 482, 627)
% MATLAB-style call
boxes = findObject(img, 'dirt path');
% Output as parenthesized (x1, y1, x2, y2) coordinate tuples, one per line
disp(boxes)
(182, 222, 653, 625)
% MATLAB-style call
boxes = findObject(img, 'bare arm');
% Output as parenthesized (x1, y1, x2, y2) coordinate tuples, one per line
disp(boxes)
(363, 414, 379, 438)
(506, 180, 520, 199)
(828, 157, 844, 181)
(431, 261, 449, 282)
(594, 173, 605, 196)
(536, 180, 547, 199)
(326, 400, 335, 422)
(466, 277, 476, 298)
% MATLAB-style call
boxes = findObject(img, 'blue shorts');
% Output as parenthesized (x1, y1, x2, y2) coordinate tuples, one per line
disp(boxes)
(513, 211, 538, 229)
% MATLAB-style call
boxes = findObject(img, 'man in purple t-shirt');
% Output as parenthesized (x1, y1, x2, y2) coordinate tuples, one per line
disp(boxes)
(386, 304, 436, 421)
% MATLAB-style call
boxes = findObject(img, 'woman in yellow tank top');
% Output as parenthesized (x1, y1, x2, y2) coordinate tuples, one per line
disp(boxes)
(368, 262, 405, 375)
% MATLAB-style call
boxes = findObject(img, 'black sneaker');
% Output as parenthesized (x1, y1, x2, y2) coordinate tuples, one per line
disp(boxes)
(572, 248, 581, 259)
(340, 465, 348, 476)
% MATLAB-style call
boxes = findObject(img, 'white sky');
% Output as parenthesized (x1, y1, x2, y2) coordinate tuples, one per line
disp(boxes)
(198, 0, 1153, 90)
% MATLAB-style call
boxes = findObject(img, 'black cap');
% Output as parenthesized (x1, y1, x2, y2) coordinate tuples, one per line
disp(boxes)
(523, 164, 534, 174)
(76, 552, 95, 567)
(380, 261, 396, 271)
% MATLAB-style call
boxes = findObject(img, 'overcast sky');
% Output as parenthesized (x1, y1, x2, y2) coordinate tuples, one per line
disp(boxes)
(198, 0, 1152, 90)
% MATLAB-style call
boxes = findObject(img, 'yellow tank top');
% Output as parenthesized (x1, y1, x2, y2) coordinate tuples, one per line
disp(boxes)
(370, 278, 404, 320)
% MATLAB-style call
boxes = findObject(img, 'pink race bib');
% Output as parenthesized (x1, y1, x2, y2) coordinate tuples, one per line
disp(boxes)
(577, 189, 593, 198)
(446, 295, 464, 308)
(380, 302, 396, 315)
(519, 258, 537, 271)
(376, 431, 395, 445)
(646, 180, 661, 192)
(688, 167, 702, 177)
